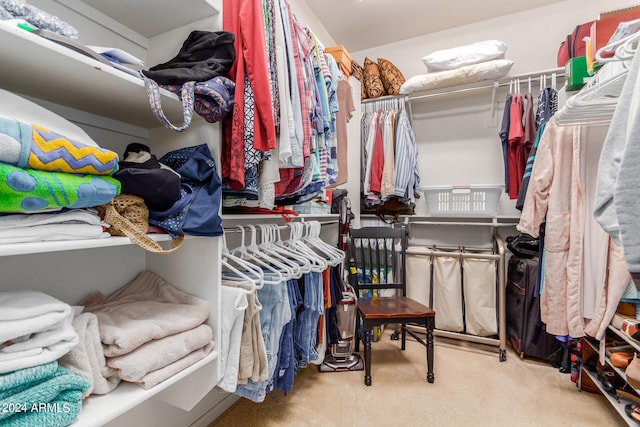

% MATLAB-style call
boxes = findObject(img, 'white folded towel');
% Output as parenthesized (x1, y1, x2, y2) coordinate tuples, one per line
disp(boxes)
(0, 309, 78, 374)
(0, 209, 107, 244)
(85, 271, 210, 357)
(107, 324, 213, 382)
(0, 290, 72, 343)
(59, 310, 120, 397)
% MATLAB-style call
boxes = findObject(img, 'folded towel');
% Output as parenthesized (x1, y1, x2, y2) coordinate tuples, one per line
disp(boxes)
(0, 291, 72, 344)
(108, 324, 212, 382)
(0, 209, 107, 243)
(0, 222, 107, 244)
(85, 271, 210, 357)
(0, 310, 78, 374)
(0, 162, 121, 213)
(58, 311, 120, 397)
(137, 341, 214, 390)
(0, 117, 119, 175)
(0, 361, 90, 427)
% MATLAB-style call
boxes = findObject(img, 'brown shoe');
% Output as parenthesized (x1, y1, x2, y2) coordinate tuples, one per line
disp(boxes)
(611, 351, 634, 369)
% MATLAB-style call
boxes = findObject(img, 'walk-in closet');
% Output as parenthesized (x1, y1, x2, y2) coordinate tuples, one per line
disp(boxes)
(1, 0, 640, 426)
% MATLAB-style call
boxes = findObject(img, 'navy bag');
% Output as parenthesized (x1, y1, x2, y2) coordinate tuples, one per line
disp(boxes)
(149, 144, 223, 237)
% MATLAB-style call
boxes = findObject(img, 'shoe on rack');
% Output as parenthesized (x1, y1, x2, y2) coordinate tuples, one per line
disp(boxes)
(622, 320, 640, 341)
(625, 404, 640, 423)
(612, 351, 635, 369)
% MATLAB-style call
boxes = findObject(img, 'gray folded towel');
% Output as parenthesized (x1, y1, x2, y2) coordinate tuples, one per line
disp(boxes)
(84, 271, 210, 357)
(58, 310, 121, 397)
(138, 341, 214, 390)
(107, 324, 213, 382)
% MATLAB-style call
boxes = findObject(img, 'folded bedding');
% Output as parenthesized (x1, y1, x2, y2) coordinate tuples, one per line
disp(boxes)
(0, 361, 90, 427)
(58, 311, 120, 397)
(0, 162, 120, 213)
(84, 271, 211, 357)
(0, 117, 118, 175)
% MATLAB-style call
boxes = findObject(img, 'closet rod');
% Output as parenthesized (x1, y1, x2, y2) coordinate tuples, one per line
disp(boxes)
(407, 249, 500, 261)
(222, 220, 338, 233)
(407, 220, 499, 227)
(361, 94, 408, 104)
(407, 69, 566, 102)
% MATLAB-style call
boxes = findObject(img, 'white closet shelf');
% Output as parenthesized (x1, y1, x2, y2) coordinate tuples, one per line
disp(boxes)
(72, 350, 218, 427)
(0, 23, 185, 129)
(0, 234, 189, 257)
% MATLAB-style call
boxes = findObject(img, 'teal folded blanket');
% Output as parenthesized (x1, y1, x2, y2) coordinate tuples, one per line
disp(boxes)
(0, 162, 120, 212)
(0, 117, 119, 175)
(0, 361, 91, 427)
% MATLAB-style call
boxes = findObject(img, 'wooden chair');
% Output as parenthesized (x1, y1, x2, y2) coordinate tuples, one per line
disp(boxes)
(347, 226, 435, 386)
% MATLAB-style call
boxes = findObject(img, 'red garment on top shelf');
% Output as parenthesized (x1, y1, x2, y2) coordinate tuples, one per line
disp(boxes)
(508, 94, 524, 199)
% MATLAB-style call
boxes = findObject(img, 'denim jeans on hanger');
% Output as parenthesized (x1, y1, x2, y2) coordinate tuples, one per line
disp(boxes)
(295, 271, 324, 368)
(235, 273, 291, 402)
(271, 278, 302, 394)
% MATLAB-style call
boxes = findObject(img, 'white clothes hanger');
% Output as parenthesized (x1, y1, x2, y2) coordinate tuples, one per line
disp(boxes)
(554, 41, 638, 126)
(221, 230, 264, 289)
(257, 224, 303, 279)
(302, 221, 345, 266)
(221, 258, 257, 295)
(271, 223, 313, 275)
(245, 224, 294, 281)
(286, 222, 328, 272)
(231, 225, 284, 285)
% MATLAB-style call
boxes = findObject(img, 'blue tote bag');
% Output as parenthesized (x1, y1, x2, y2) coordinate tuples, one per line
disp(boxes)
(149, 144, 223, 237)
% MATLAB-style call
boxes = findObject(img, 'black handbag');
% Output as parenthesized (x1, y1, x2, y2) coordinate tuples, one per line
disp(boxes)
(112, 143, 182, 212)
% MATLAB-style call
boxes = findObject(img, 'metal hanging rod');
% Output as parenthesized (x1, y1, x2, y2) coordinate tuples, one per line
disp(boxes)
(406, 248, 500, 261)
(407, 68, 566, 102)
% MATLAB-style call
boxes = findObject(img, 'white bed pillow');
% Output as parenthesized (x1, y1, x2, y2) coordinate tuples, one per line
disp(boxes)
(399, 59, 514, 95)
(0, 89, 98, 147)
(422, 40, 507, 72)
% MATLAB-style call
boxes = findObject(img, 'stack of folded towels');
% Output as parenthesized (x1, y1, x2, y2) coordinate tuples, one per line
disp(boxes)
(0, 291, 90, 426)
(0, 113, 121, 243)
(80, 271, 214, 390)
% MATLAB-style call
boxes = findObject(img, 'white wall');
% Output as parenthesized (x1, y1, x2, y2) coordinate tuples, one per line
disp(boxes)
(349, 0, 640, 218)
(352, 0, 640, 77)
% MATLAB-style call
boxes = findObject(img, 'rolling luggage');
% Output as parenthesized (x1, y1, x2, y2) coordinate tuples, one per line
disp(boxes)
(506, 255, 563, 363)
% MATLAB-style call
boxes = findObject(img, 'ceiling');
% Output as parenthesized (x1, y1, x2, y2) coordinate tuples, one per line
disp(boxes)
(305, 0, 565, 52)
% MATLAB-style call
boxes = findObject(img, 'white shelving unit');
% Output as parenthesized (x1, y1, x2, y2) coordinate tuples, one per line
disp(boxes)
(0, 1, 231, 426)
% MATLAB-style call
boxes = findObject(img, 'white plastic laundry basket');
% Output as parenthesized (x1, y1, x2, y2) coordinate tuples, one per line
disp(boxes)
(421, 185, 502, 216)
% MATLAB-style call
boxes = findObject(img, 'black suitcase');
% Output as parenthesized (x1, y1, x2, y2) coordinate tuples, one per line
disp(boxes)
(506, 256, 563, 363)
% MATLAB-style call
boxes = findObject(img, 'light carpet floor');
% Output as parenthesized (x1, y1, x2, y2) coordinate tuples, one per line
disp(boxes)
(210, 330, 625, 427)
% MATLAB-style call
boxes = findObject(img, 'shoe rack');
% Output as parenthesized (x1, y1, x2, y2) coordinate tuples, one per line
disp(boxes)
(579, 328, 640, 426)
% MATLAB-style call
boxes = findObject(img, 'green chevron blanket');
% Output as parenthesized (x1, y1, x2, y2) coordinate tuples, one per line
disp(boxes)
(0, 117, 118, 175)
(0, 162, 120, 212)
(0, 361, 91, 427)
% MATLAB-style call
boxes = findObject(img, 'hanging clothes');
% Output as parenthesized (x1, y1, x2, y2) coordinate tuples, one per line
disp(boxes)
(507, 93, 524, 199)
(517, 122, 630, 338)
(516, 87, 558, 211)
(499, 94, 512, 193)
(222, 0, 276, 190)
